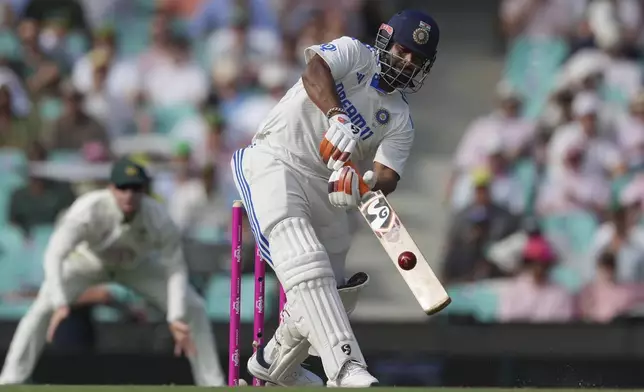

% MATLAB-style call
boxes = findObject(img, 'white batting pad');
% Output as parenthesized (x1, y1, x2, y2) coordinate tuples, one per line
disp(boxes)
(308, 272, 369, 357)
(269, 217, 366, 381)
(269, 217, 334, 291)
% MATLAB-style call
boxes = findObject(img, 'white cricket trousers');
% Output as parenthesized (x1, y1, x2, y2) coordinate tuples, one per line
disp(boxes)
(231, 145, 354, 283)
(0, 256, 225, 386)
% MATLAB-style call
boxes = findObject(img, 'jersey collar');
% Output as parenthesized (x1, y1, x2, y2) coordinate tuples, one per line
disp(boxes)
(370, 74, 387, 94)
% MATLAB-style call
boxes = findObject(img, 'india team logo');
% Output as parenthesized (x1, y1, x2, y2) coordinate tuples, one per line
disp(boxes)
(375, 108, 390, 126)
(413, 21, 431, 45)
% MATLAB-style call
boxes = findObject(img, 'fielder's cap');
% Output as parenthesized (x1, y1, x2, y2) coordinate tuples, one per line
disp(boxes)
(110, 157, 149, 188)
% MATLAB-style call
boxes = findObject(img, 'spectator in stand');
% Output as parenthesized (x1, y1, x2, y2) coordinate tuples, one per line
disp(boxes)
(0, 83, 41, 149)
(227, 61, 288, 150)
(8, 141, 75, 238)
(136, 8, 172, 76)
(447, 81, 536, 202)
(537, 140, 610, 218)
(205, 7, 281, 83)
(163, 142, 209, 233)
(487, 216, 545, 275)
(614, 91, 644, 169)
(451, 139, 525, 215)
(72, 26, 140, 137)
(585, 0, 642, 58)
(15, 18, 66, 97)
(588, 206, 644, 283)
(547, 92, 620, 178)
(443, 178, 520, 284)
(498, 236, 574, 323)
(44, 83, 109, 151)
(499, 0, 585, 40)
(189, 0, 279, 38)
(563, 25, 642, 106)
(20, 0, 89, 35)
(170, 106, 226, 169)
(142, 32, 208, 108)
(577, 251, 644, 323)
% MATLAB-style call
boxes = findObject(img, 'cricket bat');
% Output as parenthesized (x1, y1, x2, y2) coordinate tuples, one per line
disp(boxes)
(357, 190, 451, 315)
(342, 161, 451, 315)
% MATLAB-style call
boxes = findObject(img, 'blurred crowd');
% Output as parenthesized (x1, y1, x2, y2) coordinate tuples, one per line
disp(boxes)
(0, 0, 387, 334)
(442, 0, 644, 324)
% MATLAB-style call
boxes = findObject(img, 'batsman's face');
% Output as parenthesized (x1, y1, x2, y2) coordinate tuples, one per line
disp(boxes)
(389, 43, 426, 79)
(111, 184, 143, 215)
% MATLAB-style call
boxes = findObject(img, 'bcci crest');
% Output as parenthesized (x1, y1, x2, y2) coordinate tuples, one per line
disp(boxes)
(375, 108, 390, 126)
(413, 21, 431, 45)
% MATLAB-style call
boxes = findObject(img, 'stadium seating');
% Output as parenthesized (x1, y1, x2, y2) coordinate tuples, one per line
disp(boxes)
(204, 274, 279, 322)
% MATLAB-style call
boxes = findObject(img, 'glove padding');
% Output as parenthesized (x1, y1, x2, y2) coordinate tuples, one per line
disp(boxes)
(328, 166, 375, 209)
(320, 114, 360, 171)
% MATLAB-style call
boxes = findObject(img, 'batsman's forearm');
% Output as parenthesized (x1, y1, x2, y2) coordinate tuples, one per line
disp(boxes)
(303, 55, 343, 116)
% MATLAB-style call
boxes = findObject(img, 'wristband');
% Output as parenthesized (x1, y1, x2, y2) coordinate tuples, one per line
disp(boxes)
(326, 107, 347, 119)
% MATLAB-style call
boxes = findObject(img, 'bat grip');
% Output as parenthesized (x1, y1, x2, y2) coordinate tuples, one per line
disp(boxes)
(345, 161, 371, 197)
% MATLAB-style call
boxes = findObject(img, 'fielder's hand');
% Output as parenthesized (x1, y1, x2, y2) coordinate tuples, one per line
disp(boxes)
(169, 320, 196, 357)
(320, 114, 361, 171)
(46, 305, 70, 343)
(328, 166, 376, 209)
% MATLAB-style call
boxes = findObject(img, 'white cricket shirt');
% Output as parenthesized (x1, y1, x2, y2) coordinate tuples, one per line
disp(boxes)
(43, 189, 188, 322)
(252, 36, 414, 179)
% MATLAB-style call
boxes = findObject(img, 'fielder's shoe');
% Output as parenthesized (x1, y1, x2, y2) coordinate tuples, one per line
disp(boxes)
(327, 360, 379, 388)
(247, 347, 324, 387)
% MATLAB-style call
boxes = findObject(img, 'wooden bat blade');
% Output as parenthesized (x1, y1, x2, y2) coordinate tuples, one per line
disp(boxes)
(358, 191, 451, 315)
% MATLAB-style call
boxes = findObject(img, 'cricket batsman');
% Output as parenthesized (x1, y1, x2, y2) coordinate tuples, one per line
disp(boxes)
(231, 9, 439, 387)
(0, 157, 225, 386)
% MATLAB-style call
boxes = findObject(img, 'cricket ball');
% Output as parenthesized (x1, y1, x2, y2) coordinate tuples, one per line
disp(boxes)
(398, 251, 417, 270)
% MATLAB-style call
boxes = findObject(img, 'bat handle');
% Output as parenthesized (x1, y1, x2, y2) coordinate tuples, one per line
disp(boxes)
(344, 161, 371, 197)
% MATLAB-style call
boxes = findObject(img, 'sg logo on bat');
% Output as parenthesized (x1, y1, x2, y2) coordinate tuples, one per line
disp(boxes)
(360, 192, 394, 233)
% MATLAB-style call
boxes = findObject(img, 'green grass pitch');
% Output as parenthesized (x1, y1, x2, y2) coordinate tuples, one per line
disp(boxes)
(0, 388, 634, 392)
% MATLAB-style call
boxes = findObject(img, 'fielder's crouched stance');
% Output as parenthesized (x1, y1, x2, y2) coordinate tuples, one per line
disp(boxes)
(0, 158, 225, 386)
(231, 9, 440, 388)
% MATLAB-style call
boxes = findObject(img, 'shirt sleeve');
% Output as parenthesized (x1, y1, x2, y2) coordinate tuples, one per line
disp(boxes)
(373, 116, 414, 177)
(156, 208, 189, 322)
(43, 196, 93, 308)
(304, 36, 371, 81)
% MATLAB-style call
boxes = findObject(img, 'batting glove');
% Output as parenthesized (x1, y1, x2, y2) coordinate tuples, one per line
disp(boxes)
(320, 114, 361, 171)
(328, 166, 376, 209)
